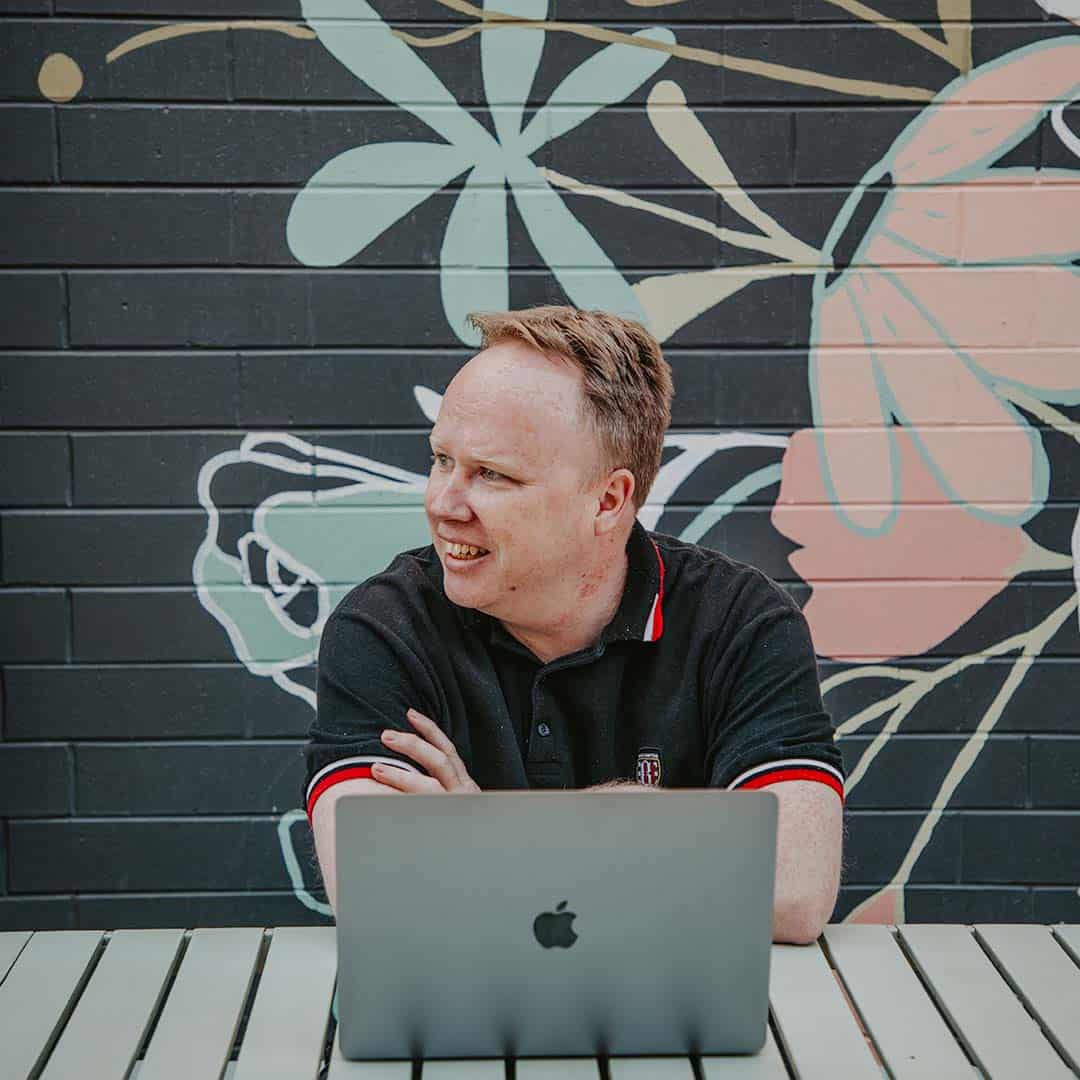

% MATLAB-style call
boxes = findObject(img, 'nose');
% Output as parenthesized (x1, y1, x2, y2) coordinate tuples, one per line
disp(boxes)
(426, 466, 474, 522)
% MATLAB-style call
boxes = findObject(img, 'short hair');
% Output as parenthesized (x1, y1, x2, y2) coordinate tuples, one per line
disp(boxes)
(467, 306, 673, 508)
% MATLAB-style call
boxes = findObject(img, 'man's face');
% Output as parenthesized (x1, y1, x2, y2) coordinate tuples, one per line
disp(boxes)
(424, 340, 607, 624)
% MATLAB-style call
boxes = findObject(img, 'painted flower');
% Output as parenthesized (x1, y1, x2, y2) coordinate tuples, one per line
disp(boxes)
(803, 36, 1080, 539)
(773, 427, 1040, 660)
(287, 0, 673, 344)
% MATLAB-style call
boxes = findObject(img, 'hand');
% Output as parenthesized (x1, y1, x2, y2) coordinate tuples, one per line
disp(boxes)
(375, 708, 481, 794)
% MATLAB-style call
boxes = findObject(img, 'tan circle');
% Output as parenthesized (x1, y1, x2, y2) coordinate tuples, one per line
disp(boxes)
(38, 53, 83, 103)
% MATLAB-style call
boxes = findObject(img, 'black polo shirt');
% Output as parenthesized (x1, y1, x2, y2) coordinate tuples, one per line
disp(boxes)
(305, 521, 844, 817)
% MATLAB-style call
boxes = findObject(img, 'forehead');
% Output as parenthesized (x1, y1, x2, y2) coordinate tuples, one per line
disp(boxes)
(431, 342, 590, 462)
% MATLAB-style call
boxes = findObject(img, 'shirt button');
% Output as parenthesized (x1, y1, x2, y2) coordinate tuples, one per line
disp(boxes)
(537, 722, 551, 737)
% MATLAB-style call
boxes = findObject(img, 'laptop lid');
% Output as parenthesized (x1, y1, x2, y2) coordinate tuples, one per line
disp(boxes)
(335, 789, 777, 1060)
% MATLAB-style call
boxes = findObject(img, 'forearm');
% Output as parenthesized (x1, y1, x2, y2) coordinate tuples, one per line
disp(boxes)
(769, 781, 843, 944)
(310, 776, 395, 913)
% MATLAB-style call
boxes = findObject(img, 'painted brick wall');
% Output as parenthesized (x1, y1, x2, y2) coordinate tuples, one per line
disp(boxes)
(1, 0, 1079, 931)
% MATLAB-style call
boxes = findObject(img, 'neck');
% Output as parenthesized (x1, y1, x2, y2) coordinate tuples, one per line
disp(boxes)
(501, 533, 631, 664)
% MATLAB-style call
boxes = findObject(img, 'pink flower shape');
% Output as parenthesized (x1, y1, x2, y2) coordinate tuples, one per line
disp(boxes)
(807, 37, 1080, 537)
(773, 428, 1032, 661)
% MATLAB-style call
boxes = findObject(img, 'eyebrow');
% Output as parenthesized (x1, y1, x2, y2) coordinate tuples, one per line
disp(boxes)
(428, 438, 524, 474)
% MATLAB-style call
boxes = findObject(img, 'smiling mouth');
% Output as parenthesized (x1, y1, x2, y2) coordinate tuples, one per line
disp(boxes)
(446, 542, 490, 562)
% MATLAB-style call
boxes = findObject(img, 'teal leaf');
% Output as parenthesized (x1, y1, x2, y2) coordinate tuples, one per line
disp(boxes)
(440, 165, 510, 345)
(301, 0, 491, 150)
(287, 142, 472, 267)
(518, 27, 675, 155)
(507, 159, 647, 324)
(481, 0, 549, 143)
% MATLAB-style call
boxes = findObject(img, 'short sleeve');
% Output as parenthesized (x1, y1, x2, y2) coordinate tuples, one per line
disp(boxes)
(305, 598, 439, 819)
(704, 586, 844, 801)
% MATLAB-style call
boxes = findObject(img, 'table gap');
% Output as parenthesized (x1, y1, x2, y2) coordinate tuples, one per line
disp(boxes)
(892, 928, 986, 1078)
(1052, 928, 1080, 968)
(29, 931, 112, 1080)
(765, 1010, 796, 1079)
(316, 1005, 338, 1080)
(0, 933, 33, 990)
(227, 929, 274, 1063)
(126, 929, 192, 1073)
(817, 934, 889, 1075)
(971, 927, 1079, 1074)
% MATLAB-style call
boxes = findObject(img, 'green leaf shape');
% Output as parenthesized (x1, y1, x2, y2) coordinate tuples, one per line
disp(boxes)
(287, 142, 473, 267)
(440, 164, 510, 345)
(301, 0, 492, 150)
(508, 158, 647, 325)
(482, 0, 550, 143)
(518, 27, 675, 155)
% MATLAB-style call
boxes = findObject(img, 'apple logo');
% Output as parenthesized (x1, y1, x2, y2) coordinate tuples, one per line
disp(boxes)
(533, 901, 578, 949)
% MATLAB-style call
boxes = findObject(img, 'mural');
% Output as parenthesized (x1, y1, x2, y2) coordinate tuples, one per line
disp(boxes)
(3, 0, 1079, 927)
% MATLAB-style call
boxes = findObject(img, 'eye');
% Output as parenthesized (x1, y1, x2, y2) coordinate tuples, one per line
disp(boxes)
(430, 452, 451, 470)
(479, 467, 505, 482)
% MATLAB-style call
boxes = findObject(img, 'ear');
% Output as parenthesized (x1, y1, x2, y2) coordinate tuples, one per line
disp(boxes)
(595, 468, 636, 535)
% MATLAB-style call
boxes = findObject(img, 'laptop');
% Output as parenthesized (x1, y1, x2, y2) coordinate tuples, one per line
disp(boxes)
(335, 789, 777, 1060)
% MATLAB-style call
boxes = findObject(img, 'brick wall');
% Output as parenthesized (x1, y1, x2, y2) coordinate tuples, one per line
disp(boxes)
(2, 0, 1078, 929)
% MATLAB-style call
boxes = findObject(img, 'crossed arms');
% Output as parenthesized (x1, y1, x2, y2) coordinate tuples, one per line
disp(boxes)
(309, 707, 843, 945)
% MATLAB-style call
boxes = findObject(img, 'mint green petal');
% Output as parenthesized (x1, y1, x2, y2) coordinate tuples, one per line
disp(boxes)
(481, 0, 549, 143)
(287, 142, 472, 267)
(518, 27, 674, 155)
(440, 165, 509, 346)
(301, 0, 490, 149)
(508, 161, 647, 324)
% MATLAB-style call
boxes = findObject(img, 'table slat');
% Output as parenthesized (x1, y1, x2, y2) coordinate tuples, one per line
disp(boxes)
(608, 1057, 694, 1079)
(41, 929, 184, 1080)
(327, 1032, 412, 1078)
(137, 927, 264, 1080)
(515, 1060, 601, 1078)
(824, 925, 973, 1079)
(1052, 924, 1080, 965)
(898, 925, 1072, 1080)
(0, 931, 32, 985)
(423, 1062, 505, 1078)
(768, 941, 880, 1079)
(232, 926, 337, 1080)
(0, 930, 104, 1080)
(975, 924, 1080, 1073)
(700, 1025, 790, 1078)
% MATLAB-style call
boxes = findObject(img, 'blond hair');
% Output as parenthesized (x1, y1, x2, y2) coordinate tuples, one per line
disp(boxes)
(468, 306, 673, 508)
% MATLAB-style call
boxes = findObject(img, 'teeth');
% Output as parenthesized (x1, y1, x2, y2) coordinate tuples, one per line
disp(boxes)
(448, 543, 488, 558)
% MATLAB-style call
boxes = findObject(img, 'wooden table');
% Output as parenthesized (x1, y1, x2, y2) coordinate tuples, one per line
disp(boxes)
(1, 924, 1078, 1079)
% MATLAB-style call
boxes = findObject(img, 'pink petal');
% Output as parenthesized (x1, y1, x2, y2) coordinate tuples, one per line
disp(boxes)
(892, 38, 1080, 183)
(846, 887, 903, 925)
(809, 281, 894, 530)
(973, 349, 1080, 400)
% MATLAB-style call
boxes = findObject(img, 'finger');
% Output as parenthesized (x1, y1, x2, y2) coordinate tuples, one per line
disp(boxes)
(371, 763, 442, 794)
(405, 709, 471, 785)
(381, 729, 457, 790)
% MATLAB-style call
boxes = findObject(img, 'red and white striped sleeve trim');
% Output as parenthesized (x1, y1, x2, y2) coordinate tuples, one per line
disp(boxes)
(727, 758, 845, 802)
(305, 755, 421, 820)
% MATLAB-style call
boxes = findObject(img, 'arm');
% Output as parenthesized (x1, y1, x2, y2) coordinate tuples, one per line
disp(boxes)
(703, 590, 846, 943)
(770, 780, 843, 944)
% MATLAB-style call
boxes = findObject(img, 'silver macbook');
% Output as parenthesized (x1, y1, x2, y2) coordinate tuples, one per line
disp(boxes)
(335, 789, 777, 1060)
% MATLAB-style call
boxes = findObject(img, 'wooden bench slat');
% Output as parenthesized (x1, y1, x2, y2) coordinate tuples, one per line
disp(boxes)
(137, 927, 264, 1080)
(768, 942, 880, 1079)
(898, 925, 1072, 1080)
(700, 1025, 790, 1078)
(0, 931, 32, 985)
(607, 1057, 695, 1079)
(975, 924, 1080, 1073)
(232, 926, 337, 1080)
(515, 1059, 602, 1078)
(1052, 924, 1080, 965)
(422, 1061, 505, 1078)
(0, 930, 104, 1080)
(40, 929, 184, 1080)
(824, 925, 973, 1079)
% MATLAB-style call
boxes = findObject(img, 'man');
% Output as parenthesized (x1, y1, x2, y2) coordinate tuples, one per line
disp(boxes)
(306, 306, 844, 944)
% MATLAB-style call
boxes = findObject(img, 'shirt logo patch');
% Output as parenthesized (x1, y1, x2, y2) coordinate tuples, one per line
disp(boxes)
(636, 750, 662, 787)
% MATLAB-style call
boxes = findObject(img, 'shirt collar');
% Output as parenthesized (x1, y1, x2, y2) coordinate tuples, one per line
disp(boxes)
(453, 519, 665, 646)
